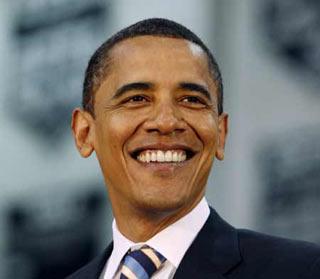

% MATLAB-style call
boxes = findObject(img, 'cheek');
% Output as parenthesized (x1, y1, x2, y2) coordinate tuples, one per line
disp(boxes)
(97, 112, 143, 153)
(185, 112, 219, 148)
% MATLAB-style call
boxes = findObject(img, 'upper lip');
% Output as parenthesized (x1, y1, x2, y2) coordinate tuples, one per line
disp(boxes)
(129, 143, 198, 158)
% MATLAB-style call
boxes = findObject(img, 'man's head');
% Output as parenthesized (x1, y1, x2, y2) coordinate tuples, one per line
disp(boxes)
(82, 18, 224, 117)
(72, 18, 228, 224)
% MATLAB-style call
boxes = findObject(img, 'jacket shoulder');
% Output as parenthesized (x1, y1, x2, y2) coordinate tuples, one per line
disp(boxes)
(65, 254, 106, 279)
(235, 229, 320, 278)
(65, 244, 112, 279)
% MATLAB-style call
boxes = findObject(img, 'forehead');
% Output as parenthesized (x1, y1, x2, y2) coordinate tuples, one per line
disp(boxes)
(111, 35, 204, 55)
(111, 35, 205, 56)
(108, 36, 211, 79)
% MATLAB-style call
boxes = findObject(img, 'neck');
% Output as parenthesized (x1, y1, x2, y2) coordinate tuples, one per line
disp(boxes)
(113, 198, 202, 242)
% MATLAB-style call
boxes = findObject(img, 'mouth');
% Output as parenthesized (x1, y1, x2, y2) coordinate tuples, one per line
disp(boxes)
(130, 145, 196, 164)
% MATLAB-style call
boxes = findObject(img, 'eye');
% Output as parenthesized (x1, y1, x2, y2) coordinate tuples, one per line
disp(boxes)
(179, 96, 208, 108)
(128, 95, 147, 102)
(128, 95, 148, 102)
(120, 94, 150, 107)
(181, 96, 203, 103)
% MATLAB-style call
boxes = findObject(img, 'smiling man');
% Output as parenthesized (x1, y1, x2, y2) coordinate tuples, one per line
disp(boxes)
(68, 19, 320, 279)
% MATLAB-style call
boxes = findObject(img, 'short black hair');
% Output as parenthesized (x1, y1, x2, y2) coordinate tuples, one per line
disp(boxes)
(82, 18, 224, 116)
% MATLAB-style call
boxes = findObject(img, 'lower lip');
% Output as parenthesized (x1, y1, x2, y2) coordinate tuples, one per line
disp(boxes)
(132, 155, 195, 172)
(138, 161, 188, 170)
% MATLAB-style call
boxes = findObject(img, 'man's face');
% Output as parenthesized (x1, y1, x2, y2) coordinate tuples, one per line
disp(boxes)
(89, 36, 227, 216)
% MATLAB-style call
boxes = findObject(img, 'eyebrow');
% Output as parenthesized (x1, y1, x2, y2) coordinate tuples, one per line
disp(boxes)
(112, 81, 212, 101)
(178, 82, 212, 101)
(112, 82, 153, 99)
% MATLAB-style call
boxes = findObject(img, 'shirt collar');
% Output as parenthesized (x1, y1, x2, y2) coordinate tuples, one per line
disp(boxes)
(146, 197, 210, 267)
(106, 197, 210, 277)
(104, 220, 135, 278)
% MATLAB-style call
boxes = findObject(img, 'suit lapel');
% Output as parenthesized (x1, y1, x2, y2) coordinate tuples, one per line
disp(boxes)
(174, 208, 242, 279)
(66, 242, 113, 279)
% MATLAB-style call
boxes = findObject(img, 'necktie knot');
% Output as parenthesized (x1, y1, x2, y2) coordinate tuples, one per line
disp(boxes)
(120, 245, 166, 279)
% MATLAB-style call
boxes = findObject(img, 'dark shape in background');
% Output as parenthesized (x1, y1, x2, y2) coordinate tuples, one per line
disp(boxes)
(5, 184, 107, 279)
(257, 126, 320, 244)
(262, 0, 320, 87)
(8, 0, 109, 145)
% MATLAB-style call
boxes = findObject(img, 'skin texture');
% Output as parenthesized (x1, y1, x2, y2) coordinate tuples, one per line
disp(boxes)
(72, 36, 228, 242)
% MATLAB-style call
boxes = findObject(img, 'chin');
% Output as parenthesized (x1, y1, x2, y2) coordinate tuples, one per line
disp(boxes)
(134, 193, 191, 216)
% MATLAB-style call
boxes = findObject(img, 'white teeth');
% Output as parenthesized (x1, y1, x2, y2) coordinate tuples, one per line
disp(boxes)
(151, 152, 156, 162)
(181, 153, 187, 161)
(140, 154, 145, 162)
(172, 151, 178, 162)
(137, 150, 188, 163)
(157, 150, 165, 162)
(146, 152, 151, 163)
(165, 151, 172, 162)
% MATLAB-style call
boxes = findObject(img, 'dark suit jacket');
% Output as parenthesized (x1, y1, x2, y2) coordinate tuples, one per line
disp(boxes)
(66, 208, 320, 278)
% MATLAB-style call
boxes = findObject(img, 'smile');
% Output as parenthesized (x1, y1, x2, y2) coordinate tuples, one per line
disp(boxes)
(137, 149, 187, 163)
(130, 145, 196, 164)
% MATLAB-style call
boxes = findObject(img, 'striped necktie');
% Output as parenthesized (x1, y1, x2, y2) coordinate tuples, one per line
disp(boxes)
(120, 245, 166, 279)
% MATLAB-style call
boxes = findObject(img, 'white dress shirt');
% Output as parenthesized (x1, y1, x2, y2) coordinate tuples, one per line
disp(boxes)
(99, 197, 210, 279)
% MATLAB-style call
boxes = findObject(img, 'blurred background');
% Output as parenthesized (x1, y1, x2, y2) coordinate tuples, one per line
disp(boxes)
(0, 0, 319, 278)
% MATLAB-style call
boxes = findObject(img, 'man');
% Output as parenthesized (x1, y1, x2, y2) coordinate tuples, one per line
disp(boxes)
(68, 18, 320, 278)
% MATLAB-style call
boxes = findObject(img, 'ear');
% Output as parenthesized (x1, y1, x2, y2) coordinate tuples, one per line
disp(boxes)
(215, 113, 229, 161)
(71, 108, 95, 158)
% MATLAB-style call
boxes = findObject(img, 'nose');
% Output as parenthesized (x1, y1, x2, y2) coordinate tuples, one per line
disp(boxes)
(143, 99, 186, 135)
